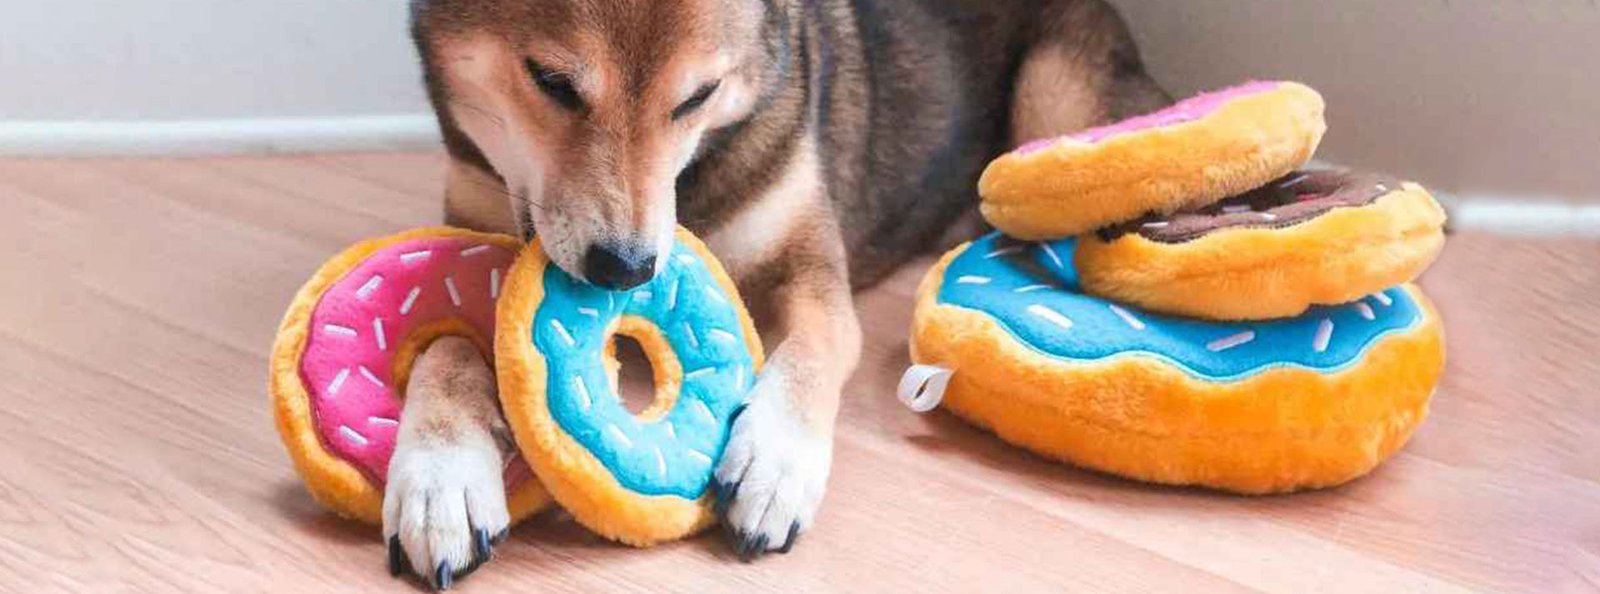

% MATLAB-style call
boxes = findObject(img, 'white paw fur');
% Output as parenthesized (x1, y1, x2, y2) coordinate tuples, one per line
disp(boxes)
(714, 368, 833, 557)
(382, 439, 508, 586)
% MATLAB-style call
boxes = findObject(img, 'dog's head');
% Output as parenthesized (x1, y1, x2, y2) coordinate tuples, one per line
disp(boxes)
(413, 0, 781, 288)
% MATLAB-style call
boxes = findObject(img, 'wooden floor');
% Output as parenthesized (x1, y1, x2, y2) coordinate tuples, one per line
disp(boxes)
(0, 153, 1595, 593)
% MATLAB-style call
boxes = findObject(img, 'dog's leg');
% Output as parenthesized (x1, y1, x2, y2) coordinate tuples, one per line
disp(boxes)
(709, 152, 861, 558)
(383, 336, 512, 590)
(1012, 0, 1170, 145)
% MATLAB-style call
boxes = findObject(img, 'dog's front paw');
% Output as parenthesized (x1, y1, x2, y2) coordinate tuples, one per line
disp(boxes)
(383, 441, 509, 590)
(714, 375, 834, 560)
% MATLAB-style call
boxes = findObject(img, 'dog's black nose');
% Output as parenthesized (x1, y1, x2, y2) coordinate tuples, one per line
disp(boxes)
(584, 243, 657, 290)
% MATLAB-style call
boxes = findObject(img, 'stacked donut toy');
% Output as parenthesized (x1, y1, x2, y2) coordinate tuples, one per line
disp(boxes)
(271, 227, 762, 546)
(903, 82, 1448, 494)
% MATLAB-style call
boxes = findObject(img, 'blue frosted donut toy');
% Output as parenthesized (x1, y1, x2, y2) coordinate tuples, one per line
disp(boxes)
(904, 232, 1444, 494)
(497, 228, 764, 545)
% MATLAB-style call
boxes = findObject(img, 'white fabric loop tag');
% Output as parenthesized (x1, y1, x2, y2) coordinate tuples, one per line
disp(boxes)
(897, 365, 953, 413)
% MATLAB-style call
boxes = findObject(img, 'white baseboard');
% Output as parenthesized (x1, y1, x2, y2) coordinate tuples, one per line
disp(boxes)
(3, 118, 1594, 237)
(0, 114, 442, 156)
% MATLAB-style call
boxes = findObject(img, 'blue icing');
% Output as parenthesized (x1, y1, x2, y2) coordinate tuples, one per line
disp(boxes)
(940, 233, 1423, 381)
(532, 242, 756, 498)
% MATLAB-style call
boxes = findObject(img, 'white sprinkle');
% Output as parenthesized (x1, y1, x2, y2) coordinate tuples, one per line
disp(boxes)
(356, 275, 384, 300)
(683, 322, 700, 349)
(956, 275, 992, 285)
(676, 254, 696, 265)
(606, 424, 634, 449)
(685, 367, 716, 381)
(400, 286, 422, 315)
(444, 277, 462, 308)
(1313, 319, 1335, 353)
(663, 423, 678, 441)
(667, 280, 680, 311)
(689, 399, 716, 425)
(1222, 204, 1251, 214)
(1038, 242, 1065, 269)
(686, 449, 713, 466)
(1142, 221, 1171, 229)
(1372, 292, 1394, 306)
(707, 328, 738, 344)
(1354, 302, 1376, 320)
(634, 290, 653, 304)
(1109, 305, 1146, 330)
(1258, 212, 1279, 221)
(984, 245, 1023, 259)
(734, 366, 746, 391)
(326, 368, 351, 395)
(339, 425, 369, 446)
(490, 269, 502, 300)
(368, 417, 399, 427)
(459, 245, 491, 257)
(607, 293, 615, 310)
(1207, 331, 1257, 352)
(704, 285, 727, 305)
(323, 324, 358, 337)
(1027, 304, 1074, 331)
(579, 307, 601, 319)
(550, 319, 576, 347)
(654, 447, 667, 476)
(1015, 284, 1054, 294)
(399, 250, 432, 265)
(572, 376, 592, 410)
(358, 365, 384, 387)
(1281, 172, 1310, 188)
(372, 318, 387, 351)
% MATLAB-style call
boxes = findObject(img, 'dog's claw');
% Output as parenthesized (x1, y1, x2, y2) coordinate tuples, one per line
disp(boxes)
(736, 532, 770, 562)
(434, 562, 454, 591)
(387, 535, 410, 577)
(777, 522, 801, 554)
(473, 528, 493, 563)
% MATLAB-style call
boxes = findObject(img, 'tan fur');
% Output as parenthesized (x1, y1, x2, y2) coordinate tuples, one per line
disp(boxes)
(1011, 45, 1107, 146)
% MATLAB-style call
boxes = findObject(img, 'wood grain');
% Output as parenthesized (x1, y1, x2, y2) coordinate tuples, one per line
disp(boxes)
(0, 153, 1594, 593)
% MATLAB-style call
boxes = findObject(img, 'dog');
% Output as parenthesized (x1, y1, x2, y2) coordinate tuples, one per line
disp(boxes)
(389, 0, 1167, 587)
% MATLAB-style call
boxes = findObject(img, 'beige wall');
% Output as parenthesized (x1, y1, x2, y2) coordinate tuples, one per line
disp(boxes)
(1113, 0, 1600, 201)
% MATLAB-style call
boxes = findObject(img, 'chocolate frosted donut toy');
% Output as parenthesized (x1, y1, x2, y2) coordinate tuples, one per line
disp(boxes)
(1071, 169, 1448, 321)
(270, 228, 550, 525)
(497, 228, 763, 546)
(979, 81, 1327, 239)
(900, 233, 1445, 494)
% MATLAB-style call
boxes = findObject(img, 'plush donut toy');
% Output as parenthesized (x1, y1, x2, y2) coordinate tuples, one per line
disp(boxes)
(902, 233, 1445, 494)
(497, 228, 763, 546)
(270, 227, 551, 525)
(1071, 169, 1448, 321)
(979, 81, 1327, 240)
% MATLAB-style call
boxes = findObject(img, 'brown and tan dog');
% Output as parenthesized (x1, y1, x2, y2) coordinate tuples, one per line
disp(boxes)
(390, 0, 1167, 587)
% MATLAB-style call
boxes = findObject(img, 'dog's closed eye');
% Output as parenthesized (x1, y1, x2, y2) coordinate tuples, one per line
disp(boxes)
(525, 59, 585, 112)
(671, 81, 721, 121)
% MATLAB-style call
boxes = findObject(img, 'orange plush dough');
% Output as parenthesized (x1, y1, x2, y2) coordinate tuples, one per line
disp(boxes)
(909, 237, 1446, 494)
(1075, 171, 1448, 321)
(270, 227, 551, 525)
(980, 81, 1327, 240)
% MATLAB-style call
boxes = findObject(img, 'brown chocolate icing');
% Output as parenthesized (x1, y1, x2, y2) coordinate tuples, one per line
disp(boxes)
(1097, 169, 1405, 244)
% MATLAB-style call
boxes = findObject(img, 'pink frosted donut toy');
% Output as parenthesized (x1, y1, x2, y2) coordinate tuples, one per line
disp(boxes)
(270, 227, 550, 525)
(979, 81, 1329, 239)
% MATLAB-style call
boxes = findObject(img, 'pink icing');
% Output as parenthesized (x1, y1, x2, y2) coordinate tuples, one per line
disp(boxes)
(1014, 80, 1283, 155)
(299, 236, 531, 488)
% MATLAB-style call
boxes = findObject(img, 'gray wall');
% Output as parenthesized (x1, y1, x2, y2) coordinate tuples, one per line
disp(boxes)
(1, 1, 422, 120)
(1114, 0, 1600, 201)
(1, 1, 1594, 200)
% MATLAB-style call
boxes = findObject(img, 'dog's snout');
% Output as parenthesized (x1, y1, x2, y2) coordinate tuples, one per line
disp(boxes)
(583, 243, 657, 290)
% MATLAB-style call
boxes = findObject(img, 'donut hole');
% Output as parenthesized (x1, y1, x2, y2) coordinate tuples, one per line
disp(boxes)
(609, 335, 657, 416)
(602, 317, 683, 423)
